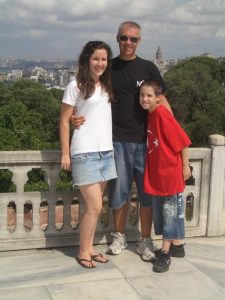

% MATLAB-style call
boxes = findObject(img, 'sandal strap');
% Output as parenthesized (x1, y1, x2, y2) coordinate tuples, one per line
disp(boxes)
(91, 253, 103, 259)
(76, 257, 92, 263)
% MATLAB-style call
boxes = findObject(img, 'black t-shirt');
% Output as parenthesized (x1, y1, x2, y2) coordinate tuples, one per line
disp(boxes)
(111, 56, 166, 143)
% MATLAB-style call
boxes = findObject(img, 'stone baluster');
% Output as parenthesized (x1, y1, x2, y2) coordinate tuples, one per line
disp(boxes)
(0, 196, 8, 237)
(11, 166, 31, 236)
(32, 196, 42, 234)
(46, 194, 57, 234)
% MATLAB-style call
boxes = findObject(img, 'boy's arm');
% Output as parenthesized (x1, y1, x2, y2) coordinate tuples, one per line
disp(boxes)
(159, 95, 173, 115)
(181, 147, 191, 181)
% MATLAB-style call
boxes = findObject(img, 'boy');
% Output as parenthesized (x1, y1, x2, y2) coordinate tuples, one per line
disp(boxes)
(139, 80, 191, 273)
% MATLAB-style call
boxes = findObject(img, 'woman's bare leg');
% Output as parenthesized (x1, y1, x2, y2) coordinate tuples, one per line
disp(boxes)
(88, 181, 109, 262)
(78, 182, 105, 267)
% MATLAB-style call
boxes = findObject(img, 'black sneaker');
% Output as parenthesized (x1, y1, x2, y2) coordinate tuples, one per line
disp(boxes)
(154, 248, 162, 259)
(153, 250, 171, 273)
(170, 244, 185, 258)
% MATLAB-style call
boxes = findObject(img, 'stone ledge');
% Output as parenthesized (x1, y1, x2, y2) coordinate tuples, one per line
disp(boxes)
(208, 134, 225, 146)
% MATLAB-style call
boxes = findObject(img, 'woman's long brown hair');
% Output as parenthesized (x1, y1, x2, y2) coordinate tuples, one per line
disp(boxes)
(76, 41, 113, 102)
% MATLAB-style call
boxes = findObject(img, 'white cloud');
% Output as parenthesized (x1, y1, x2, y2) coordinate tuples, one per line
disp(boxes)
(215, 28, 225, 38)
(0, 0, 224, 59)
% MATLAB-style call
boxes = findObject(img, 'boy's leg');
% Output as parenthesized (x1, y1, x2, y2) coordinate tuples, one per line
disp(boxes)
(169, 193, 185, 257)
(170, 194, 185, 257)
(153, 193, 185, 272)
(162, 193, 185, 242)
(134, 143, 157, 262)
(139, 206, 152, 238)
(161, 240, 172, 253)
(152, 196, 171, 272)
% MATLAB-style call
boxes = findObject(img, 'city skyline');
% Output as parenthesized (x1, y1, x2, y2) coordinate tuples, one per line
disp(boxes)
(0, 0, 225, 61)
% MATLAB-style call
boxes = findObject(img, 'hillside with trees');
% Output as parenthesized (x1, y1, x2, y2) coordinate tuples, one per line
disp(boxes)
(0, 80, 63, 150)
(164, 56, 225, 146)
(0, 57, 224, 150)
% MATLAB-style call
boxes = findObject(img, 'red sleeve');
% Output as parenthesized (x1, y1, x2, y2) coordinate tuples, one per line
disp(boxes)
(157, 106, 191, 153)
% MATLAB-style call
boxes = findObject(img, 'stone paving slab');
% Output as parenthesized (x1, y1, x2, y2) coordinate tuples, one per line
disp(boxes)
(47, 278, 142, 300)
(0, 248, 123, 289)
(186, 240, 225, 288)
(0, 286, 51, 300)
(108, 243, 198, 277)
(128, 271, 225, 300)
(0, 237, 225, 300)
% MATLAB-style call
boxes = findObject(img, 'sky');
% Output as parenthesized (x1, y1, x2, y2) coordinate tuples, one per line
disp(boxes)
(0, 0, 225, 61)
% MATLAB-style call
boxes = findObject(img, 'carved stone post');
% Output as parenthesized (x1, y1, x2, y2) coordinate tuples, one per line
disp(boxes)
(207, 134, 225, 236)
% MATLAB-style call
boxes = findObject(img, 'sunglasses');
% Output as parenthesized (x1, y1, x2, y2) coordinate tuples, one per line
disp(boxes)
(119, 35, 139, 43)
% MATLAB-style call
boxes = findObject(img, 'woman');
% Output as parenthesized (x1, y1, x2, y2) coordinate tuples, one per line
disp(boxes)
(60, 41, 117, 268)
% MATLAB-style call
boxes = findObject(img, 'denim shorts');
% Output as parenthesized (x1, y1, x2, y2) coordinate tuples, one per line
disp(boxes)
(71, 150, 117, 186)
(152, 193, 185, 240)
(108, 141, 152, 209)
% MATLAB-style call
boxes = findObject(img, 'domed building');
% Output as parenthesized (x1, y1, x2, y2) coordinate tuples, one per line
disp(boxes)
(156, 46, 163, 62)
(154, 46, 167, 76)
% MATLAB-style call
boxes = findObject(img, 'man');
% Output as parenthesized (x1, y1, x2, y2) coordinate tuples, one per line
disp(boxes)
(105, 21, 171, 261)
(73, 21, 171, 262)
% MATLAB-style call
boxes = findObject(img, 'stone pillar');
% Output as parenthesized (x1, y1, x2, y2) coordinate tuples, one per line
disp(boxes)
(207, 134, 225, 236)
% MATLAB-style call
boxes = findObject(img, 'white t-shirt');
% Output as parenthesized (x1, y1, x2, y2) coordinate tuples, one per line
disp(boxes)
(62, 79, 113, 155)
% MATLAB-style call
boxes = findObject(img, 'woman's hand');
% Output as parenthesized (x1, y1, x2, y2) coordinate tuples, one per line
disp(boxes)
(61, 153, 71, 171)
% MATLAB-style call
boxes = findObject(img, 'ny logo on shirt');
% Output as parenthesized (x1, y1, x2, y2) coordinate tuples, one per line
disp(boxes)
(136, 80, 144, 87)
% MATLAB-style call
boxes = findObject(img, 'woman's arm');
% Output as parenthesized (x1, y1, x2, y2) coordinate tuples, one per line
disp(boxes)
(60, 103, 74, 171)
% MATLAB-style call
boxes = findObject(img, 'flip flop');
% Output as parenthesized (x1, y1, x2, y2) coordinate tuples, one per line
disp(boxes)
(76, 257, 96, 269)
(91, 253, 109, 263)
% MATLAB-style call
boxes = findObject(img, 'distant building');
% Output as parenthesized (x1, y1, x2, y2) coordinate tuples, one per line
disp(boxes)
(156, 46, 163, 62)
(0, 73, 7, 81)
(154, 46, 168, 76)
(153, 46, 184, 76)
(200, 53, 216, 59)
(11, 69, 23, 80)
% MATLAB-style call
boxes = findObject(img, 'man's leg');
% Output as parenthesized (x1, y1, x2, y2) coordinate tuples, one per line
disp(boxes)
(106, 203, 129, 255)
(113, 202, 129, 233)
(106, 142, 133, 255)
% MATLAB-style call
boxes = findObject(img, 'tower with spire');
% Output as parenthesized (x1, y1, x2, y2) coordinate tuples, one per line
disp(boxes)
(154, 46, 167, 76)
(156, 46, 163, 62)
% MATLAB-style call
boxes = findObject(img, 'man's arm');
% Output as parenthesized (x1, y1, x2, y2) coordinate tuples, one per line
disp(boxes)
(71, 107, 86, 129)
(159, 95, 173, 115)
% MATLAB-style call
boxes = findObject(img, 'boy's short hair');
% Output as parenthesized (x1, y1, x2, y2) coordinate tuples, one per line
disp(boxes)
(140, 80, 162, 96)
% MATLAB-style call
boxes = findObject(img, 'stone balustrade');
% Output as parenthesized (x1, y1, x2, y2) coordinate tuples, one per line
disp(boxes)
(0, 134, 224, 251)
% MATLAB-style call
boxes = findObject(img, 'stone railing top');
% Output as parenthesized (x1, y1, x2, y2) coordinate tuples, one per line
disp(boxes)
(0, 150, 61, 164)
(208, 134, 225, 146)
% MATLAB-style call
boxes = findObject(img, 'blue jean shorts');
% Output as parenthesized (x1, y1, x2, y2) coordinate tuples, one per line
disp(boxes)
(108, 141, 152, 209)
(71, 150, 117, 186)
(152, 193, 185, 240)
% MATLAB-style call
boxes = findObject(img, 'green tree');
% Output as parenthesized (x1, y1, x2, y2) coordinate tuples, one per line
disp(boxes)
(0, 80, 61, 150)
(164, 57, 225, 146)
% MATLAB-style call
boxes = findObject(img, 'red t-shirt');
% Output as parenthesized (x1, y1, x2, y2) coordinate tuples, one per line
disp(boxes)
(144, 105, 191, 196)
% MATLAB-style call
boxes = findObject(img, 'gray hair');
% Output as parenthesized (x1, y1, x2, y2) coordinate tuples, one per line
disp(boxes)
(117, 21, 141, 35)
